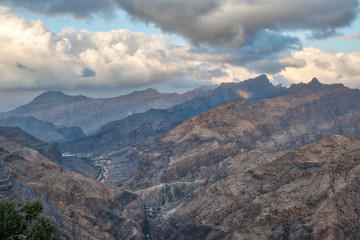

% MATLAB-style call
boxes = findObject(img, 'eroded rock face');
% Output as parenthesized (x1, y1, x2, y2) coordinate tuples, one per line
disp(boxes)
(146, 136, 360, 240)
(0, 163, 12, 192)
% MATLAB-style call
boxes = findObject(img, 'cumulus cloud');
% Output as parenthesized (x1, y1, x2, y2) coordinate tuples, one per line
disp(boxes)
(1, 6, 359, 94)
(115, 0, 359, 47)
(275, 47, 360, 88)
(0, 6, 183, 90)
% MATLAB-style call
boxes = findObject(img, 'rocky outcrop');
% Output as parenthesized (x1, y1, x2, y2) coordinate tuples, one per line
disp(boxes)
(0, 116, 85, 143)
(0, 163, 11, 192)
(0, 88, 208, 134)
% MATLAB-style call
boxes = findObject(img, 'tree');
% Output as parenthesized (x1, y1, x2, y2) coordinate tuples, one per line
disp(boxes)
(0, 199, 57, 240)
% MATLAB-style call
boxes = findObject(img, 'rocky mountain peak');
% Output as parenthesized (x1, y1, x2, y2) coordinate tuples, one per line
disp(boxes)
(285, 77, 342, 97)
(250, 74, 271, 84)
(31, 91, 73, 103)
(129, 88, 163, 98)
(309, 77, 321, 85)
(219, 74, 272, 88)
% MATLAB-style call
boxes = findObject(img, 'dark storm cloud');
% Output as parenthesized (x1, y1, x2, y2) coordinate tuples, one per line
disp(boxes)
(188, 30, 304, 73)
(237, 30, 302, 63)
(236, 31, 304, 73)
(7, 0, 358, 47)
(81, 67, 96, 77)
(309, 29, 341, 40)
(8, 0, 116, 19)
(115, 0, 359, 47)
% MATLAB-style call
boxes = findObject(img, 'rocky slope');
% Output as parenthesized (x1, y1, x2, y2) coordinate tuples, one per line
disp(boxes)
(0, 126, 62, 164)
(0, 130, 145, 239)
(85, 78, 360, 190)
(64, 75, 285, 154)
(144, 135, 360, 239)
(3, 127, 360, 239)
(0, 88, 207, 134)
(0, 116, 85, 143)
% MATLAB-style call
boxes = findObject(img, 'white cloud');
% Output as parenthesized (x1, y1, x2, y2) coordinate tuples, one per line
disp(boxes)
(276, 48, 360, 88)
(0, 6, 187, 90)
(0, 6, 281, 91)
(0, 6, 359, 94)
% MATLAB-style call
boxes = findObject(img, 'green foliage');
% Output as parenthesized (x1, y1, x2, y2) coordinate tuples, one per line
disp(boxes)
(0, 199, 57, 240)
(27, 218, 57, 240)
(21, 200, 42, 222)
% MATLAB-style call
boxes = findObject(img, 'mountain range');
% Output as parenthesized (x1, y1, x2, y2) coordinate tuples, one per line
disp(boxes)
(75, 78, 360, 191)
(63, 74, 285, 154)
(0, 88, 209, 134)
(2, 75, 360, 239)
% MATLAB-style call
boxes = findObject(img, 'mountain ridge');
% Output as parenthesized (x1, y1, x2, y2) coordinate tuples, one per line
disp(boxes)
(0, 116, 85, 143)
(63, 75, 286, 154)
(0, 87, 208, 134)
(0, 126, 62, 164)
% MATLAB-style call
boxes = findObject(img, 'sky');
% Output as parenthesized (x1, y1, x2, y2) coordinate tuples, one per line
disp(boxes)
(0, 0, 359, 111)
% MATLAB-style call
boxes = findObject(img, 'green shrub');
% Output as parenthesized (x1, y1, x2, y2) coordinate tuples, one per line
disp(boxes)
(0, 199, 57, 240)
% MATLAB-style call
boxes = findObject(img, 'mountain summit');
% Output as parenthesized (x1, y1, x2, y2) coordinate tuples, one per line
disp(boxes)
(31, 91, 87, 103)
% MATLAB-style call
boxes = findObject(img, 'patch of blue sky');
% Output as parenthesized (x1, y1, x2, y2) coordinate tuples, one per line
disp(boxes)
(8, 6, 159, 35)
(8, 5, 188, 47)
(283, 14, 360, 54)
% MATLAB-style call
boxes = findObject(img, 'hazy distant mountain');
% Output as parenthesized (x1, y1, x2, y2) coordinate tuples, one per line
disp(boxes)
(0, 116, 85, 143)
(64, 75, 286, 154)
(0, 88, 208, 134)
